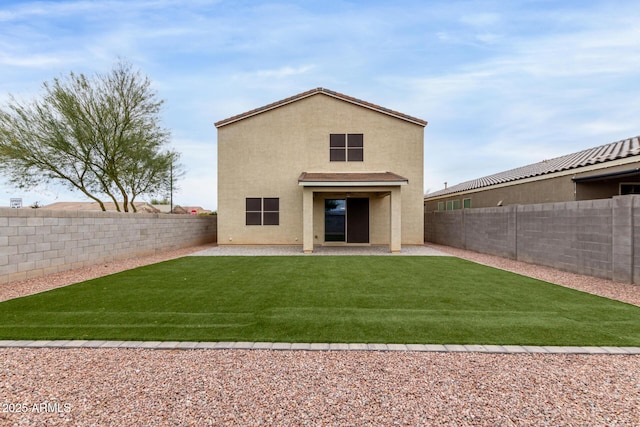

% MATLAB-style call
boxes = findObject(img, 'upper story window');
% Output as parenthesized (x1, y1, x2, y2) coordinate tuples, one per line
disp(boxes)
(330, 134, 363, 162)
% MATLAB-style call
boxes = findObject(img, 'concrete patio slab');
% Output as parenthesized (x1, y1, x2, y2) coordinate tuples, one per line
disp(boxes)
(188, 244, 449, 257)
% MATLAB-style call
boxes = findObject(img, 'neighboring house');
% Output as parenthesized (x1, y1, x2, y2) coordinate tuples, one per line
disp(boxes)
(171, 205, 212, 215)
(215, 87, 427, 252)
(42, 201, 161, 213)
(152, 204, 173, 213)
(424, 136, 640, 212)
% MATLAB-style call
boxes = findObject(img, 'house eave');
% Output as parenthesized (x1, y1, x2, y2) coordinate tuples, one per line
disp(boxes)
(299, 181, 408, 187)
(572, 167, 640, 182)
(298, 171, 409, 188)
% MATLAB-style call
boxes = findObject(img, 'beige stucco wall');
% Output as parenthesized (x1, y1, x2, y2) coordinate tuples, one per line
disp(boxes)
(217, 93, 425, 246)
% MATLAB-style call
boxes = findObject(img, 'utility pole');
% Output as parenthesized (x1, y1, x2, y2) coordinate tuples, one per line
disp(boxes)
(170, 161, 173, 214)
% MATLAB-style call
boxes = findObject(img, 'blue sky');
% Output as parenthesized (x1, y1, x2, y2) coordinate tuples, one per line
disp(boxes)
(1, 0, 639, 209)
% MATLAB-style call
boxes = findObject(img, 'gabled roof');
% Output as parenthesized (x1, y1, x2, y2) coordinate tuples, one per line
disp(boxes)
(215, 87, 428, 128)
(426, 135, 640, 199)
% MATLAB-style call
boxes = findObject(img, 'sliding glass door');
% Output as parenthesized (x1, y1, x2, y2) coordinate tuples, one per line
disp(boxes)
(324, 198, 369, 243)
(324, 199, 346, 242)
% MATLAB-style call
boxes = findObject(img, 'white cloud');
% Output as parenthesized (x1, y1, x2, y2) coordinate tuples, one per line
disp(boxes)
(475, 33, 501, 44)
(0, 53, 63, 68)
(257, 65, 315, 78)
(2, 0, 640, 204)
(460, 12, 501, 28)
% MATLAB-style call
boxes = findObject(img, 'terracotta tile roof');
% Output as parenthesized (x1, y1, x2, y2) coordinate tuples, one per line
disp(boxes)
(426, 135, 640, 198)
(298, 171, 408, 184)
(215, 87, 428, 128)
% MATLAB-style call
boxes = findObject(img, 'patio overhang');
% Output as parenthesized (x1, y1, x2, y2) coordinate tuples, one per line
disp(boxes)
(572, 168, 640, 183)
(299, 172, 406, 254)
(298, 171, 408, 187)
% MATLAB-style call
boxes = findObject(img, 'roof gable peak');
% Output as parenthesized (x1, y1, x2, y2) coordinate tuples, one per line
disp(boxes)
(214, 87, 427, 128)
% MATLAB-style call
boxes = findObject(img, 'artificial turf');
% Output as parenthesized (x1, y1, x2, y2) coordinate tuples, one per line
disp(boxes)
(1, 256, 639, 346)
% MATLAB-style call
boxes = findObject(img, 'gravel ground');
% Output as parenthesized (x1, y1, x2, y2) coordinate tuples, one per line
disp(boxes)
(2, 349, 639, 426)
(1, 244, 639, 425)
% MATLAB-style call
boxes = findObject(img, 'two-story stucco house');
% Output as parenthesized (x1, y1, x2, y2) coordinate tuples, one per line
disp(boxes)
(215, 88, 427, 252)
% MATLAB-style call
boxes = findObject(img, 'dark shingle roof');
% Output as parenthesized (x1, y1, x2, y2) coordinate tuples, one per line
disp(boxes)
(426, 136, 640, 198)
(215, 87, 427, 128)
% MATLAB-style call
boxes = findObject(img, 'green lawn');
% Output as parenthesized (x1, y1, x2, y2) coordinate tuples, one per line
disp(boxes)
(1, 256, 639, 346)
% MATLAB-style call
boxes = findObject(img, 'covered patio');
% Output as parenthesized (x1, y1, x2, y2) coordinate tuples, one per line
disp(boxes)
(298, 172, 408, 253)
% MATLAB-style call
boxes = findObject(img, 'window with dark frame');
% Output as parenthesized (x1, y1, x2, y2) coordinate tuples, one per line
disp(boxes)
(347, 134, 363, 161)
(246, 198, 262, 225)
(621, 183, 640, 195)
(330, 134, 363, 161)
(330, 134, 346, 161)
(246, 198, 279, 225)
(263, 198, 279, 225)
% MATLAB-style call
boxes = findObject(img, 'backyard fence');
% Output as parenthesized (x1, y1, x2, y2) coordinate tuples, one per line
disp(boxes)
(4, 195, 638, 286)
(425, 195, 639, 285)
(0, 208, 217, 284)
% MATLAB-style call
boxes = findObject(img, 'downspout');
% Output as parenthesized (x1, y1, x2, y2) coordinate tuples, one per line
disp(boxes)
(632, 198, 636, 284)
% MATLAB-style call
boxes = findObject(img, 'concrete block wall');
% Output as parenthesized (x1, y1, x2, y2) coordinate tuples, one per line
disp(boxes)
(425, 195, 638, 284)
(464, 206, 517, 259)
(424, 209, 464, 248)
(612, 196, 634, 283)
(0, 208, 217, 284)
(517, 200, 613, 279)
